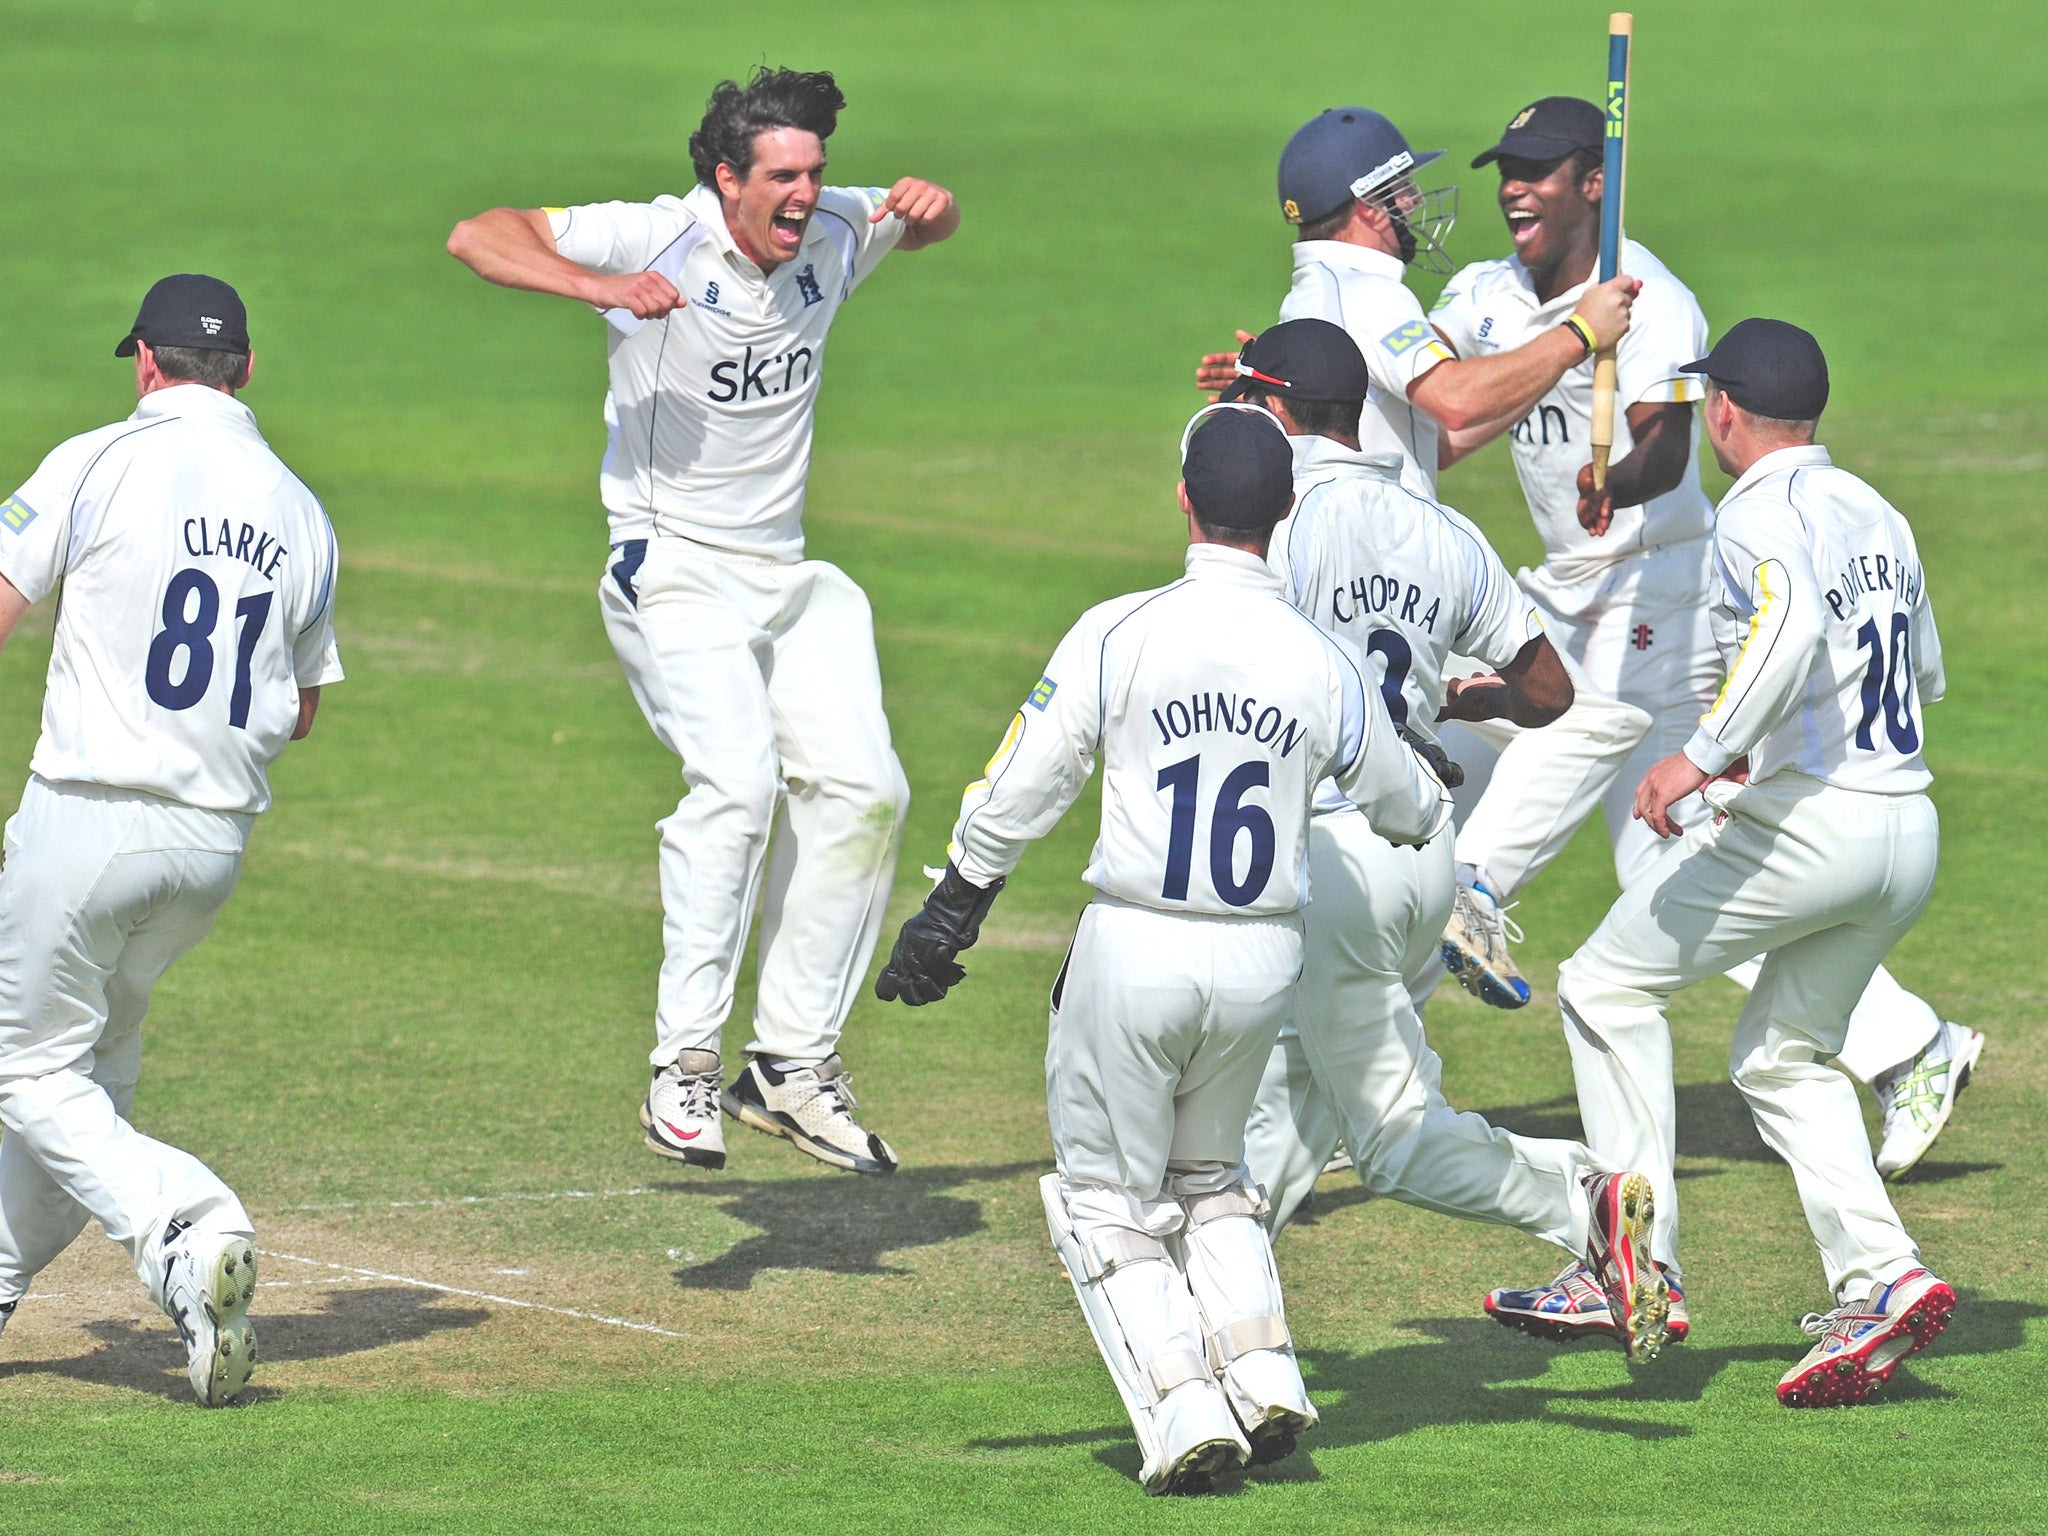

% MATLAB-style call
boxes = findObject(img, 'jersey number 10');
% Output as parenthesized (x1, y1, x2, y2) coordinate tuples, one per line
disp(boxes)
(1853, 613, 1919, 754)
(145, 568, 273, 729)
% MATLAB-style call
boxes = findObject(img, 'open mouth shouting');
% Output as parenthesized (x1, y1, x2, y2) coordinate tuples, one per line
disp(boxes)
(769, 205, 811, 254)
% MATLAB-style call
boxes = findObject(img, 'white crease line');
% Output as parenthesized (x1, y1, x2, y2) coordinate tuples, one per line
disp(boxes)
(261, 1249, 690, 1339)
(266, 1186, 665, 1215)
(21, 1276, 382, 1305)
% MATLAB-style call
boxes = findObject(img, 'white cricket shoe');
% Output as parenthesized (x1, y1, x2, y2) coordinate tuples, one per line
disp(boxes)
(1873, 1022, 1985, 1181)
(1146, 1379, 1250, 1495)
(641, 1050, 727, 1169)
(1440, 880, 1531, 1010)
(160, 1226, 258, 1407)
(722, 1054, 899, 1175)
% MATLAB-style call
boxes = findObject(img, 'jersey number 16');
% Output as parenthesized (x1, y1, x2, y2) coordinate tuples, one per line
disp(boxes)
(145, 568, 273, 729)
(1156, 755, 1276, 908)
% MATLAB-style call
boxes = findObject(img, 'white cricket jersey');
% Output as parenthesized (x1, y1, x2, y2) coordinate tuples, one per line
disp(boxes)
(548, 182, 905, 558)
(1683, 445, 1942, 795)
(1271, 434, 1543, 763)
(1429, 239, 1713, 581)
(1280, 241, 1452, 499)
(946, 544, 1449, 916)
(0, 385, 344, 815)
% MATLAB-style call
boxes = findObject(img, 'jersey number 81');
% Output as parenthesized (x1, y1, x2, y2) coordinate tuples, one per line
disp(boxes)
(145, 568, 273, 729)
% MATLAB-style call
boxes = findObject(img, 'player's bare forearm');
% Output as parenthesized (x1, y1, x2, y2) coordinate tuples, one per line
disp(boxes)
(445, 208, 682, 316)
(292, 685, 321, 741)
(1575, 401, 1694, 532)
(1439, 408, 1521, 469)
(1499, 635, 1572, 726)
(1412, 276, 1638, 432)
(0, 574, 28, 654)
(879, 178, 960, 251)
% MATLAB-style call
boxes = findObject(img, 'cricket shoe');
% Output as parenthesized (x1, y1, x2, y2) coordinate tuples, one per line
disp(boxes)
(1777, 1268, 1955, 1408)
(1440, 880, 1530, 1010)
(0, 1297, 15, 1341)
(1580, 1171, 1669, 1363)
(160, 1225, 258, 1407)
(1485, 1261, 1689, 1346)
(641, 1049, 727, 1169)
(1874, 1022, 1985, 1181)
(722, 1053, 899, 1175)
(1147, 1381, 1250, 1496)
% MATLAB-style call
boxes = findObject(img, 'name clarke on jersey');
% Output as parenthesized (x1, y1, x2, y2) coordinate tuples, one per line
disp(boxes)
(1151, 689, 1309, 755)
(184, 517, 289, 579)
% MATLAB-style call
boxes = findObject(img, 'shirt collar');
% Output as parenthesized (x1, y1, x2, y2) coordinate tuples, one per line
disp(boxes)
(683, 181, 829, 278)
(1185, 541, 1284, 590)
(1292, 239, 1407, 282)
(1723, 443, 1832, 504)
(1290, 432, 1403, 481)
(1495, 252, 1600, 316)
(131, 383, 261, 434)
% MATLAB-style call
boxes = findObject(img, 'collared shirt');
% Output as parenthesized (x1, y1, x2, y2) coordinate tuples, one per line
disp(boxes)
(1430, 238, 1713, 581)
(0, 385, 344, 815)
(548, 183, 904, 559)
(946, 542, 1449, 916)
(1272, 435, 1542, 770)
(1684, 445, 1943, 794)
(1279, 240, 1453, 500)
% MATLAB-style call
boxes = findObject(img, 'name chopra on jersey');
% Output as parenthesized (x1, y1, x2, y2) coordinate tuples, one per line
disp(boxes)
(706, 344, 816, 403)
(1151, 690, 1308, 755)
(1825, 547, 1923, 621)
(1331, 573, 1444, 631)
(183, 518, 286, 578)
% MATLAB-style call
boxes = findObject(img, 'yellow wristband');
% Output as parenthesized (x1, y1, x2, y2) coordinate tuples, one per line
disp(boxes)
(1563, 314, 1598, 356)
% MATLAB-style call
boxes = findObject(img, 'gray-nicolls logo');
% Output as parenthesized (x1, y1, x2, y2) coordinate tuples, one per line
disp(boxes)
(200, 315, 223, 335)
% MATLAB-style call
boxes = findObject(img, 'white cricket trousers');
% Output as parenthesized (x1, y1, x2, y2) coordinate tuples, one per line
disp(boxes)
(0, 778, 254, 1308)
(1243, 812, 1597, 1251)
(1047, 898, 1301, 1231)
(1557, 772, 1937, 1300)
(600, 539, 909, 1068)
(1443, 538, 1940, 1082)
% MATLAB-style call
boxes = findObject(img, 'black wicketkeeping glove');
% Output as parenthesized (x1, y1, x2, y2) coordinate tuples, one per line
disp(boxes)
(1398, 725, 1466, 789)
(874, 864, 1007, 1006)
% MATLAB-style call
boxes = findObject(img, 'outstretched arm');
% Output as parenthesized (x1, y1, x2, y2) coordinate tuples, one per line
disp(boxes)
(445, 207, 684, 319)
(873, 178, 960, 252)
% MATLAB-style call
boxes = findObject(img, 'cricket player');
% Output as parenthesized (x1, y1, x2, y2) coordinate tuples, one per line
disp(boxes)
(0, 275, 343, 1406)
(447, 67, 959, 1176)
(875, 406, 1508, 1491)
(1220, 321, 1675, 1360)
(1194, 105, 1641, 501)
(1429, 97, 1977, 1185)
(1488, 319, 1956, 1407)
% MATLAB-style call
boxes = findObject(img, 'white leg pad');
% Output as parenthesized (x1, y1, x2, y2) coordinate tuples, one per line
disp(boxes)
(1040, 1175, 1248, 1490)
(1173, 1177, 1317, 1438)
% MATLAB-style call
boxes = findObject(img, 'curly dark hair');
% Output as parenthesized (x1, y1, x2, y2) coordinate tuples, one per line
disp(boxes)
(688, 67, 846, 188)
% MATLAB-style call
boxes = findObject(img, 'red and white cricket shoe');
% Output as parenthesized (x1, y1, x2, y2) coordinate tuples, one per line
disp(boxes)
(1777, 1268, 1954, 1408)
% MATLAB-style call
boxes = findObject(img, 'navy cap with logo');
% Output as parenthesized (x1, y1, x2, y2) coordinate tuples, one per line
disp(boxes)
(115, 274, 250, 359)
(1470, 96, 1604, 169)
(1219, 318, 1371, 405)
(1180, 407, 1296, 532)
(1278, 108, 1444, 228)
(1682, 318, 1830, 420)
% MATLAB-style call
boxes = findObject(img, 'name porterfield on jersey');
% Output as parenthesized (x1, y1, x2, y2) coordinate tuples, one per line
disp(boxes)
(1826, 547, 1924, 621)
(183, 517, 290, 579)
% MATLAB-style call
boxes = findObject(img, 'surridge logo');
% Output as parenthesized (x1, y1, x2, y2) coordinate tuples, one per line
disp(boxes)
(704, 281, 720, 307)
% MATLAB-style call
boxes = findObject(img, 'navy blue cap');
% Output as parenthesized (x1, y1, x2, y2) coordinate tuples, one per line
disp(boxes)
(1278, 108, 1444, 228)
(1181, 408, 1296, 531)
(1683, 318, 1830, 420)
(1219, 319, 1371, 405)
(1471, 96, 1604, 169)
(115, 274, 249, 358)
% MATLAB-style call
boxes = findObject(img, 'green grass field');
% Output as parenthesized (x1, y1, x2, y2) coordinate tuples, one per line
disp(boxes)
(2, 0, 2045, 1530)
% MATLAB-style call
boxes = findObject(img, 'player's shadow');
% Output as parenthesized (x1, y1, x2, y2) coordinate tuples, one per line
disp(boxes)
(0, 1286, 489, 1405)
(972, 1293, 2044, 1485)
(668, 1161, 1039, 1291)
